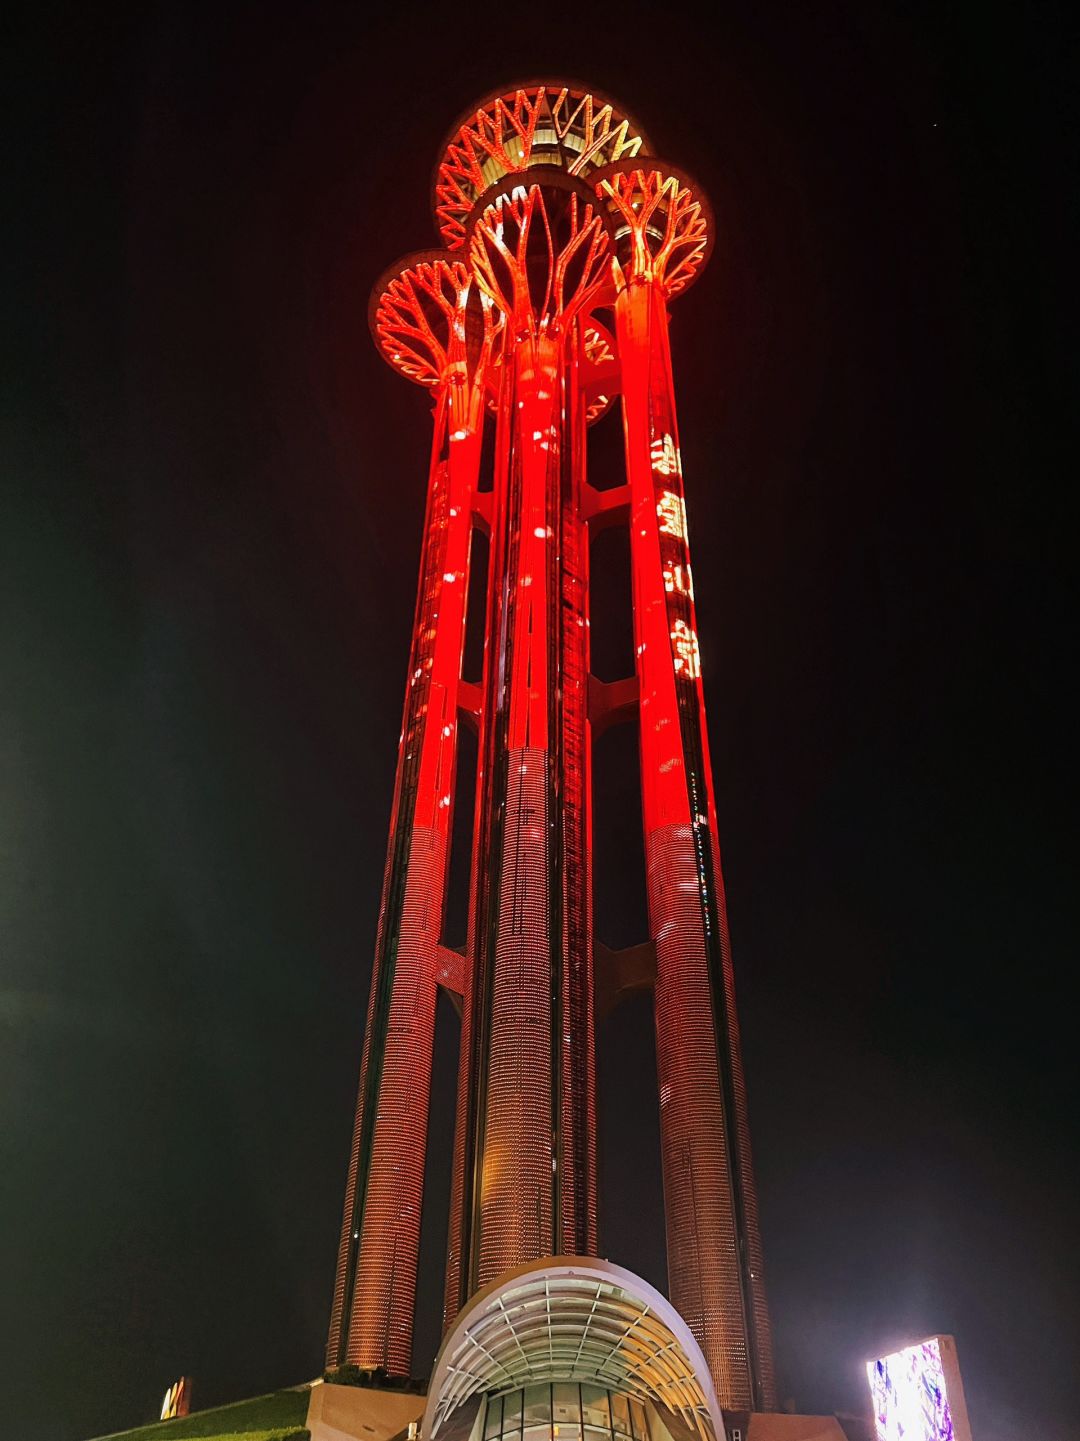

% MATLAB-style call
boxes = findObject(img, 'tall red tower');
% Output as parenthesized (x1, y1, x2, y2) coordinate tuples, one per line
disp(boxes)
(328, 83, 776, 1415)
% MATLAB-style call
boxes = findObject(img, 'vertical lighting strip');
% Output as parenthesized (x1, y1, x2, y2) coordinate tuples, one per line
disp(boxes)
(558, 325, 597, 1258)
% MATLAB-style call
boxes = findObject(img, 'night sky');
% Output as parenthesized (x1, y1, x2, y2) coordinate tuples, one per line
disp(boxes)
(5, 4, 1073, 1440)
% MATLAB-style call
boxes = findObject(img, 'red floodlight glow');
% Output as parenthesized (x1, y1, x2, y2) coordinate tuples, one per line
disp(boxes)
(328, 250, 491, 1376)
(330, 85, 776, 1415)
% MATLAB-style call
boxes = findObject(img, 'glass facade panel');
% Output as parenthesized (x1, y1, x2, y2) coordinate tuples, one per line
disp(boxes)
(524, 1385, 551, 1428)
(610, 1394, 631, 1440)
(629, 1400, 649, 1441)
(491, 1386, 660, 1441)
(581, 1386, 610, 1433)
(552, 1383, 582, 1441)
(552, 1384, 580, 1423)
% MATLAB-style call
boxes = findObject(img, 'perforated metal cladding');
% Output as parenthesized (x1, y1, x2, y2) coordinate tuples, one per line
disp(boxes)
(326, 831, 391, 1368)
(478, 745, 553, 1279)
(328, 396, 478, 1372)
(617, 276, 775, 1409)
(646, 305, 775, 1411)
(345, 826, 445, 1368)
(708, 857, 775, 1408)
(449, 325, 596, 1303)
(648, 823, 748, 1405)
(443, 369, 514, 1332)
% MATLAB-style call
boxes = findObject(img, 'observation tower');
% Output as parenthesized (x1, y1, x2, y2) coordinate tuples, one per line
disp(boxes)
(327, 82, 777, 1420)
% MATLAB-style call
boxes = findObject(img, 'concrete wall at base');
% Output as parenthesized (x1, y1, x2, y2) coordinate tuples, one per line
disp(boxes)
(305, 1383, 850, 1441)
(725, 1416, 849, 1441)
(306, 1383, 426, 1441)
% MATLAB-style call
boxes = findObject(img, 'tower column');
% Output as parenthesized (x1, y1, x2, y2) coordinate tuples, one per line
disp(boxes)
(446, 176, 609, 1307)
(328, 258, 491, 1373)
(598, 163, 776, 1410)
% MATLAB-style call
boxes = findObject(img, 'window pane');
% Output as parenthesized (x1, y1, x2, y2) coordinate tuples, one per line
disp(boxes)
(524, 1386, 551, 1429)
(486, 1399, 503, 1439)
(504, 1391, 523, 1431)
(629, 1401, 649, 1441)
(552, 1385, 581, 1424)
(581, 1389, 610, 1432)
(610, 1395, 631, 1439)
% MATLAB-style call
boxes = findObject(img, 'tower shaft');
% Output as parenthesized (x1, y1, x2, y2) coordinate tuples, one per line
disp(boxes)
(447, 321, 596, 1318)
(328, 379, 482, 1373)
(617, 274, 775, 1409)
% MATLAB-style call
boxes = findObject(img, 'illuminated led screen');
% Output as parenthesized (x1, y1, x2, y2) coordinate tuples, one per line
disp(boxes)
(867, 1338, 955, 1441)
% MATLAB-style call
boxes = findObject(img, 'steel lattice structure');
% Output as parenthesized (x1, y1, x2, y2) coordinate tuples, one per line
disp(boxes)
(328, 82, 776, 1414)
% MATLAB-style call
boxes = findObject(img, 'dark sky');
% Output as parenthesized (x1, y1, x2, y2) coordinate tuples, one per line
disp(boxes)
(4, 3, 1073, 1440)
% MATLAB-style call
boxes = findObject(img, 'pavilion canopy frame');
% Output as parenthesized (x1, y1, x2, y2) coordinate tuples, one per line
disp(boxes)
(424, 1259, 725, 1441)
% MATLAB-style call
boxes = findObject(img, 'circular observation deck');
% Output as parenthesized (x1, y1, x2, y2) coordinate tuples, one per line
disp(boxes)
(466, 168, 615, 333)
(591, 162, 715, 298)
(433, 81, 652, 251)
(369, 249, 493, 388)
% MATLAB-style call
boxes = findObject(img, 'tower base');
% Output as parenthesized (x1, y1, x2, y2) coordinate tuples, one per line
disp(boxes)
(307, 1381, 425, 1441)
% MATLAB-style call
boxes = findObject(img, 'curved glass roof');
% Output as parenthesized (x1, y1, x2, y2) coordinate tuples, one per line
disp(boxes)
(425, 1259, 722, 1441)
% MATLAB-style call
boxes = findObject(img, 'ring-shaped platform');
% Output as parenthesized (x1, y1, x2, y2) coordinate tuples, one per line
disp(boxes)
(369, 249, 484, 388)
(434, 80, 651, 252)
(466, 168, 616, 333)
(591, 160, 715, 298)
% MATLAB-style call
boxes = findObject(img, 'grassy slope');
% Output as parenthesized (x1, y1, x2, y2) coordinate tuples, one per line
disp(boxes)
(88, 1388, 309, 1441)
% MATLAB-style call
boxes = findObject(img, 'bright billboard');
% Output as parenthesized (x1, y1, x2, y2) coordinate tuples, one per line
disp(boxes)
(867, 1335, 973, 1441)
